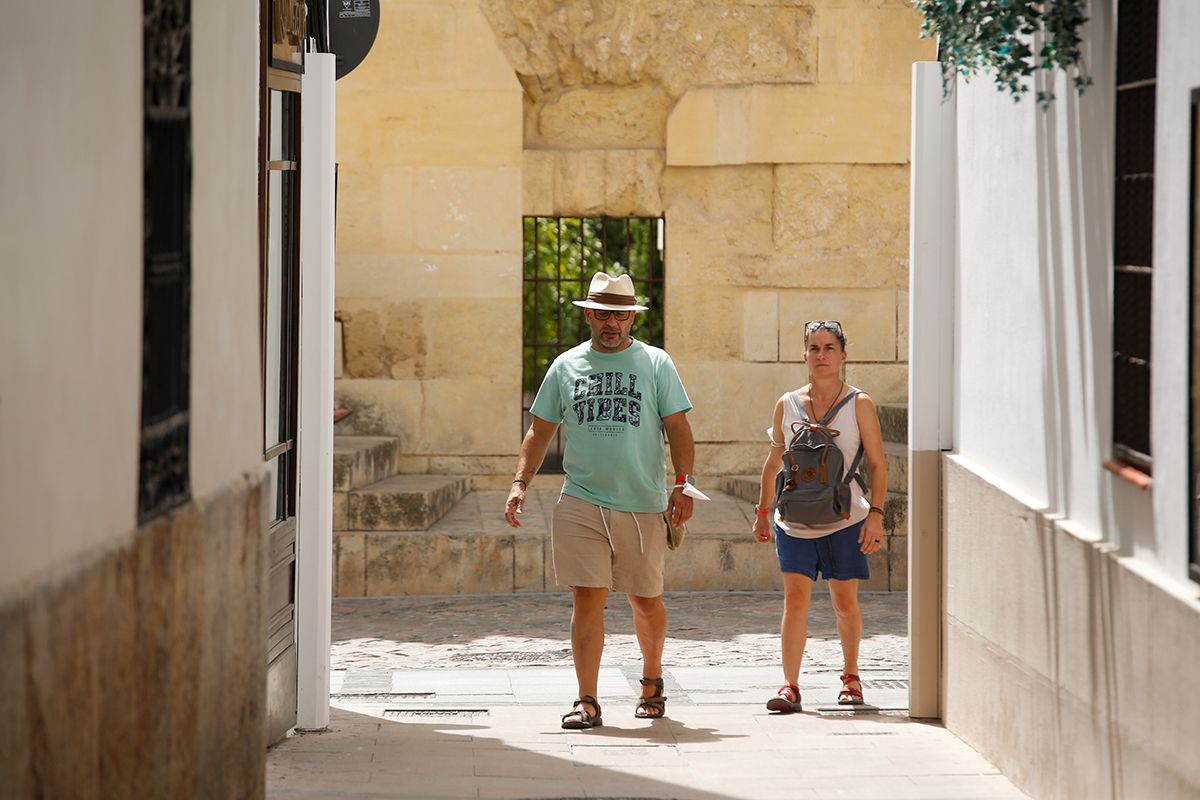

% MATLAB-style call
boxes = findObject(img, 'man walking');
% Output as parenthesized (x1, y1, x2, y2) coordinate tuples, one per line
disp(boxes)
(504, 272, 696, 729)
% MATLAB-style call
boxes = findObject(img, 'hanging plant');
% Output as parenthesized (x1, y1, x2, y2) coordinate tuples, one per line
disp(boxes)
(914, 0, 1094, 107)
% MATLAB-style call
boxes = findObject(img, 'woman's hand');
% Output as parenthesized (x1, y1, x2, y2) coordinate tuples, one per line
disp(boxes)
(752, 515, 773, 543)
(859, 513, 885, 554)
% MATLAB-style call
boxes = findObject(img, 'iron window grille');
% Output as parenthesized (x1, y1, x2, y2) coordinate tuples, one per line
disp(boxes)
(522, 217, 665, 471)
(1111, 0, 1158, 475)
(139, 0, 192, 524)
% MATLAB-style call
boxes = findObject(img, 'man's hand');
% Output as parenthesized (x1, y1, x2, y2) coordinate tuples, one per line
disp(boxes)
(667, 485, 694, 527)
(504, 484, 526, 528)
(859, 513, 885, 554)
(752, 515, 773, 543)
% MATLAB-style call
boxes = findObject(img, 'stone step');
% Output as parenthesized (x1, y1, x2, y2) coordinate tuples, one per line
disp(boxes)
(333, 489, 908, 596)
(333, 435, 402, 492)
(344, 475, 471, 532)
(877, 403, 907, 446)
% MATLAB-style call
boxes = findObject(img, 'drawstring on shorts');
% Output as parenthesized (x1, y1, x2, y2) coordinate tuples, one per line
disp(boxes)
(597, 505, 645, 555)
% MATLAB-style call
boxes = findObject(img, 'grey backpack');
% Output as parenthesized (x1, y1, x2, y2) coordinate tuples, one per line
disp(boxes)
(773, 391, 865, 525)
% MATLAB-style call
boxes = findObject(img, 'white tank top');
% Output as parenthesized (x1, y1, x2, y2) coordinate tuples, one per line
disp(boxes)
(772, 386, 870, 539)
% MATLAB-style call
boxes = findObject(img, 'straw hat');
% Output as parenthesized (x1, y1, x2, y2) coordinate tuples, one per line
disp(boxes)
(570, 272, 650, 312)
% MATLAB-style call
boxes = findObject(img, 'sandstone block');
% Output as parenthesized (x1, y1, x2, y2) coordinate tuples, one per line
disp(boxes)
(333, 434, 402, 491)
(863, 548, 890, 591)
(337, 89, 522, 169)
(334, 320, 344, 378)
(877, 403, 908, 445)
(743, 291, 779, 362)
(536, 85, 670, 149)
(514, 534, 546, 592)
(883, 491, 908, 537)
(479, 1, 814, 101)
(453, 3, 525, 91)
(680, 361, 801, 442)
(414, 167, 522, 251)
(423, 298, 520, 380)
(334, 165, 385, 254)
(554, 150, 606, 215)
(773, 164, 909, 286)
(887, 533, 908, 591)
(523, 150, 556, 216)
(381, 167, 416, 251)
(815, 5, 935, 85)
(897, 289, 909, 360)
(663, 285, 743, 362)
(778, 288, 897, 362)
(334, 378, 423, 438)
(662, 165, 775, 259)
(340, 307, 385, 378)
(337, 252, 521, 301)
(427, 455, 520, 477)
(356, 2, 458, 88)
(603, 149, 665, 217)
(365, 531, 517, 594)
(333, 492, 348, 531)
(334, 533, 366, 596)
(348, 475, 470, 531)
(420, 377, 522, 454)
(844, 362, 908, 404)
(694, 442, 772, 476)
(667, 84, 911, 165)
(664, 534, 782, 591)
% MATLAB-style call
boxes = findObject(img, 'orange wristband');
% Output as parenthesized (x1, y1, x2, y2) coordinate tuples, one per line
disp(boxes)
(754, 505, 772, 517)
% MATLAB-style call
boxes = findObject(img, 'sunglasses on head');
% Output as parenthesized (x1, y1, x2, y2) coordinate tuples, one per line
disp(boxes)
(804, 319, 842, 335)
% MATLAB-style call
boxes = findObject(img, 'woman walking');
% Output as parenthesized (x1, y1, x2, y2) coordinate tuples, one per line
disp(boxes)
(751, 320, 888, 712)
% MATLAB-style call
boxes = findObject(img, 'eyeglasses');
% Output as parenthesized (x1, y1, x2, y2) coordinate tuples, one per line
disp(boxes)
(804, 320, 842, 335)
(592, 309, 633, 321)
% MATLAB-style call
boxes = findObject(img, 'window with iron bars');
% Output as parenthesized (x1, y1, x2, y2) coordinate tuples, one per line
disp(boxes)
(522, 217, 664, 471)
(1111, 0, 1157, 476)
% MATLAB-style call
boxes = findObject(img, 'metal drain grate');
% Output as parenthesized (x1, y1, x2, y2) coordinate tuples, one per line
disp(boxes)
(861, 679, 909, 690)
(383, 709, 489, 718)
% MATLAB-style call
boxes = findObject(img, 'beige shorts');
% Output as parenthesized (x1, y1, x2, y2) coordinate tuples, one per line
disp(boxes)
(552, 493, 668, 597)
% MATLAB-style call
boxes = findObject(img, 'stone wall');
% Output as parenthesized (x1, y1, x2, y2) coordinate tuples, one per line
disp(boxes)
(334, 0, 525, 479)
(335, 0, 932, 477)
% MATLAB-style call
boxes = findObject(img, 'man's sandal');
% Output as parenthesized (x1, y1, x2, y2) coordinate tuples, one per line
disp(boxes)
(561, 696, 603, 729)
(838, 673, 865, 705)
(766, 684, 802, 713)
(634, 677, 667, 719)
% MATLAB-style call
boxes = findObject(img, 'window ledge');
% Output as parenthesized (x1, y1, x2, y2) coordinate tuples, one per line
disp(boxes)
(1103, 459, 1152, 490)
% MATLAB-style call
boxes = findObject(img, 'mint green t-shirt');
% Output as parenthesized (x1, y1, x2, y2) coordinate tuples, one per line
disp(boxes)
(530, 339, 692, 513)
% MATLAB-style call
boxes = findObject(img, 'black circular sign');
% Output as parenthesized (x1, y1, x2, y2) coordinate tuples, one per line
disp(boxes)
(329, 0, 380, 80)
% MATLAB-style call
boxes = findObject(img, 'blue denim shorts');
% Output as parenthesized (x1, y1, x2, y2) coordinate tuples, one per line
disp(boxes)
(775, 520, 870, 581)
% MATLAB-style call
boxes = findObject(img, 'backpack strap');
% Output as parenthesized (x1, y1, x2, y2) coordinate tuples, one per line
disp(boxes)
(789, 391, 808, 422)
(844, 443, 866, 489)
(818, 389, 859, 426)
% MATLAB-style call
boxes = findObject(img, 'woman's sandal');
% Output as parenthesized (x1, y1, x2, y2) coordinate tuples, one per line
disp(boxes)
(561, 695, 603, 729)
(766, 684, 802, 713)
(634, 677, 667, 719)
(838, 673, 865, 705)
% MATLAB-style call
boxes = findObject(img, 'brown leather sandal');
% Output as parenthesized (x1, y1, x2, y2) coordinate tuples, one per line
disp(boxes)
(838, 673, 865, 705)
(634, 677, 667, 719)
(561, 695, 603, 729)
(766, 683, 802, 713)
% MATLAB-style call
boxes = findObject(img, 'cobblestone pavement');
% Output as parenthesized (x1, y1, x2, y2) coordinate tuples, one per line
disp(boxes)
(332, 591, 908, 675)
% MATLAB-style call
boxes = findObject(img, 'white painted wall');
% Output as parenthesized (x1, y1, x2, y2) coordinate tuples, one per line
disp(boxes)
(0, 5, 142, 595)
(0, 2, 263, 596)
(951, 2, 1156, 553)
(190, 0, 265, 498)
(1151, 0, 1200, 583)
